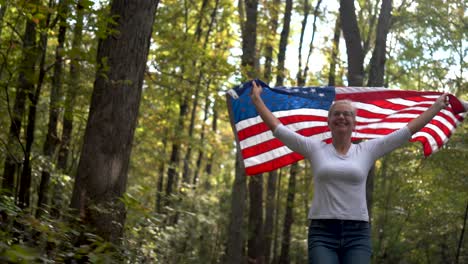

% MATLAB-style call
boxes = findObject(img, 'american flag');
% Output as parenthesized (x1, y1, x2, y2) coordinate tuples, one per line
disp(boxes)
(227, 80, 467, 176)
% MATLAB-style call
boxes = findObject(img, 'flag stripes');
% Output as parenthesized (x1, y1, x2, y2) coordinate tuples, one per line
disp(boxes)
(228, 81, 466, 175)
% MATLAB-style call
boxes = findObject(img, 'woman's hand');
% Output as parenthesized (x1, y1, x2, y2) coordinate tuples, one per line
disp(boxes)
(250, 80, 263, 100)
(434, 93, 450, 110)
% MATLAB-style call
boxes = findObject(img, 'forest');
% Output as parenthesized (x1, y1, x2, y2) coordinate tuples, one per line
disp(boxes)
(0, 0, 467, 263)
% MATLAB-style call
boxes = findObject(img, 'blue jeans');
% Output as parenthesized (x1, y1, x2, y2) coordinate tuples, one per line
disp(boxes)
(308, 219, 372, 264)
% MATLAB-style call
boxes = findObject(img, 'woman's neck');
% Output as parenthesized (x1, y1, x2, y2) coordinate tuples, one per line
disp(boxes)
(332, 136, 352, 155)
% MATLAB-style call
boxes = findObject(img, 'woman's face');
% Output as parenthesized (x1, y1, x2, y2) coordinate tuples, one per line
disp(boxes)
(328, 102, 356, 136)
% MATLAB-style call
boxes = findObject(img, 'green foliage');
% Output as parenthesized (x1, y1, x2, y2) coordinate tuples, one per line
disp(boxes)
(0, 0, 466, 263)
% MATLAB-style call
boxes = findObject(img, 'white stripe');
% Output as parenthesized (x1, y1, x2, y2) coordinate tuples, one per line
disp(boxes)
(235, 108, 328, 131)
(335, 87, 390, 94)
(386, 98, 435, 106)
(243, 132, 331, 167)
(353, 102, 397, 115)
(239, 121, 328, 149)
(412, 131, 440, 152)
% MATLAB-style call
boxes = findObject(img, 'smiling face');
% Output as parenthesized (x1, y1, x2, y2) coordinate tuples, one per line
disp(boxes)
(328, 100, 356, 137)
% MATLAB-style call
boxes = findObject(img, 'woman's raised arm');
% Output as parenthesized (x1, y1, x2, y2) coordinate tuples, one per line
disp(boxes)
(407, 93, 449, 134)
(250, 81, 281, 132)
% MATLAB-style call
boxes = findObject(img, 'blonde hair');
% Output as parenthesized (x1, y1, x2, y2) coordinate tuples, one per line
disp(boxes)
(328, 100, 356, 119)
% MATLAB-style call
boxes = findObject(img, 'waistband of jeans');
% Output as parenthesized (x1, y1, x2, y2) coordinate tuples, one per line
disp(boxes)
(309, 219, 369, 225)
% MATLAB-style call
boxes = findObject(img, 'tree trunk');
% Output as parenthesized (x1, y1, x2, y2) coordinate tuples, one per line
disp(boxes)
(328, 15, 341, 86)
(301, 0, 323, 83)
(58, 0, 85, 172)
(263, 0, 281, 83)
(278, 164, 297, 264)
(70, 0, 159, 243)
(339, 0, 364, 86)
(264, 170, 277, 264)
(272, 170, 282, 263)
(366, 0, 393, 220)
(37, 0, 68, 217)
(0, 1, 8, 38)
(2, 2, 39, 194)
(368, 0, 392, 87)
(248, 175, 264, 263)
(296, 0, 310, 86)
(165, 97, 187, 197)
(275, 0, 292, 86)
(241, 0, 258, 78)
(204, 100, 218, 176)
(224, 143, 248, 264)
(18, 1, 53, 208)
(225, 1, 258, 262)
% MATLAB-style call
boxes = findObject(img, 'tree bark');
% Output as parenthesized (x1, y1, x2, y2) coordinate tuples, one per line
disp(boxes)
(328, 15, 341, 86)
(368, 0, 392, 87)
(18, 0, 53, 208)
(263, 0, 281, 83)
(278, 164, 297, 264)
(275, 0, 292, 86)
(58, 0, 85, 172)
(70, 0, 159, 243)
(241, 0, 258, 78)
(37, 0, 69, 217)
(248, 175, 264, 264)
(366, 0, 393, 220)
(2, 1, 39, 193)
(301, 0, 323, 83)
(339, 0, 364, 86)
(264, 170, 277, 264)
(224, 142, 248, 264)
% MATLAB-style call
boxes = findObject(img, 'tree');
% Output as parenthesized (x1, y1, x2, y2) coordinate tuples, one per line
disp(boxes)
(2, 0, 40, 194)
(225, 0, 258, 262)
(70, 0, 159, 242)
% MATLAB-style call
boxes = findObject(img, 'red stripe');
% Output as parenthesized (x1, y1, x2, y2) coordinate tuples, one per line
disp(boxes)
(237, 115, 327, 141)
(336, 90, 442, 102)
(245, 152, 304, 175)
(241, 126, 329, 158)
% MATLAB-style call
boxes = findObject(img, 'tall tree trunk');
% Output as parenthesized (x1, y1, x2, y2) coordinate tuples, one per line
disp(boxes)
(278, 164, 297, 264)
(339, 0, 364, 87)
(301, 0, 323, 83)
(165, 97, 187, 197)
(328, 15, 341, 86)
(455, 201, 468, 264)
(182, 0, 218, 184)
(248, 174, 264, 264)
(37, 0, 68, 217)
(263, 0, 281, 83)
(366, 0, 392, 220)
(2, 2, 39, 194)
(0, 1, 8, 38)
(296, 0, 310, 86)
(241, 0, 258, 78)
(264, 170, 277, 264)
(262, 3, 280, 261)
(271, 170, 282, 263)
(204, 100, 218, 176)
(58, 0, 85, 171)
(70, 0, 159, 243)
(275, 0, 292, 86)
(242, 1, 264, 262)
(225, 1, 257, 262)
(368, 0, 392, 87)
(18, 0, 53, 208)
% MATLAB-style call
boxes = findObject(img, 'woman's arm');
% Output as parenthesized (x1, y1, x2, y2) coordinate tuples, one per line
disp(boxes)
(250, 81, 281, 131)
(407, 93, 449, 135)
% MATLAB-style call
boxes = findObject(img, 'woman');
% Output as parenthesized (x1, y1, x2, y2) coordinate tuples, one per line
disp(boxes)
(250, 80, 450, 264)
